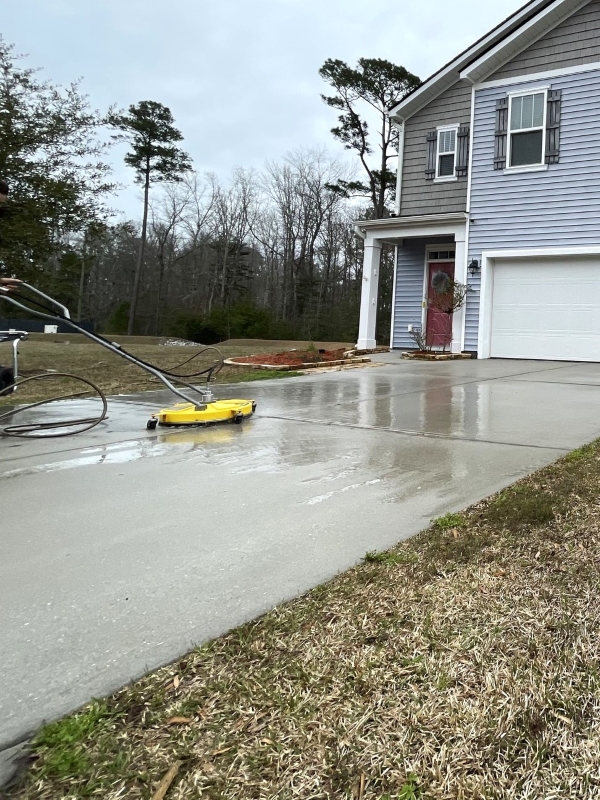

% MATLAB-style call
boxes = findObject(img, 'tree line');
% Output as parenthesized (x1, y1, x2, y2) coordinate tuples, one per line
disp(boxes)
(0, 38, 420, 344)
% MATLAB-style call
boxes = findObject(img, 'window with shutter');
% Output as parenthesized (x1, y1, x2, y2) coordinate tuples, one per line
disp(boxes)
(508, 91, 545, 167)
(495, 88, 561, 172)
(437, 129, 457, 177)
(545, 89, 562, 164)
(494, 97, 508, 170)
(455, 125, 470, 177)
(426, 126, 460, 182)
(425, 131, 437, 181)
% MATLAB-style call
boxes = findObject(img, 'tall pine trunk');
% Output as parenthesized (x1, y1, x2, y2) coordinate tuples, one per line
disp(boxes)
(128, 159, 150, 335)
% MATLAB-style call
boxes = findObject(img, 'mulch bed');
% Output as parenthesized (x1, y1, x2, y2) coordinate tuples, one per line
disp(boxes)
(232, 349, 347, 366)
(402, 351, 472, 361)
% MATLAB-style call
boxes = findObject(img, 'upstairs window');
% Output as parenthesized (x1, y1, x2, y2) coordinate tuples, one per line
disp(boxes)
(425, 124, 470, 181)
(436, 127, 458, 179)
(508, 91, 546, 167)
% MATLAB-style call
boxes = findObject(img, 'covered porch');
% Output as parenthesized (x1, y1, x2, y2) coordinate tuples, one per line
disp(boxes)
(355, 213, 469, 353)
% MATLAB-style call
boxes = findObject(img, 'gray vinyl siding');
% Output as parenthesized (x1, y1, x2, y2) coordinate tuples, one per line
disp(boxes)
(465, 67, 600, 351)
(392, 237, 455, 349)
(491, 0, 600, 80)
(400, 81, 472, 217)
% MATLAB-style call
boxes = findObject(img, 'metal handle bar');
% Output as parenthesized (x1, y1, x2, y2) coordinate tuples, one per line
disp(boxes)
(0, 286, 210, 409)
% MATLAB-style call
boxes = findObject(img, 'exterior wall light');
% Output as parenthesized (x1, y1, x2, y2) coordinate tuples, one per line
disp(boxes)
(468, 259, 480, 276)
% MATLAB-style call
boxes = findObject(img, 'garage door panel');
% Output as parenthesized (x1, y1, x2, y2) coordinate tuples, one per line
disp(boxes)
(490, 258, 600, 361)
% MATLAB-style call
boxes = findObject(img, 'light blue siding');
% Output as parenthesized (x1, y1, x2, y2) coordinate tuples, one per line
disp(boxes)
(465, 67, 600, 350)
(393, 239, 426, 349)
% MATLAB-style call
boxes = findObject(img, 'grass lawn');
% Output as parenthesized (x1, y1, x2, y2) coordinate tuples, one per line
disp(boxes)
(6, 441, 600, 798)
(0, 340, 304, 406)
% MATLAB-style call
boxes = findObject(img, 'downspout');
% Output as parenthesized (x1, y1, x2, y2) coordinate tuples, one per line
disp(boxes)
(463, 84, 477, 353)
(390, 119, 405, 347)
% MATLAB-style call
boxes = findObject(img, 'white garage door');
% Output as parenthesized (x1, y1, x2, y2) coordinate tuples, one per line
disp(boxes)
(491, 256, 600, 361)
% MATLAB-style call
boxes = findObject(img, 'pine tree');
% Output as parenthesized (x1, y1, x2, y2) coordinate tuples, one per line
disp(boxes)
(319, 58, 420, 218)
(111, 101, 191, 334)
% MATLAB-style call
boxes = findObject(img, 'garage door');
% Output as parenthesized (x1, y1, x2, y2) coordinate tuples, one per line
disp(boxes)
(490, 257, 600, 361)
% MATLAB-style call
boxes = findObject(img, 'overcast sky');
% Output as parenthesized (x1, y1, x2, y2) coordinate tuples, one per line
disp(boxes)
(3, 0, 524, 219)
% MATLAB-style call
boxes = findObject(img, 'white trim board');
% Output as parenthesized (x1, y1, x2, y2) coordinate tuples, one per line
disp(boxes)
(394, 122, 405, 217)
(476, 60, 600, 89)
(363, 222, 465, 245)
(466, 85, 476, 213)
(484, 246, 600, 258)
(390, 245, 399, 349)
(477, 246, 600, 359)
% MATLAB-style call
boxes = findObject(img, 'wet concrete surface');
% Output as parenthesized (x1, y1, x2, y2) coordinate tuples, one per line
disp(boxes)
(2, 355, 600, 773)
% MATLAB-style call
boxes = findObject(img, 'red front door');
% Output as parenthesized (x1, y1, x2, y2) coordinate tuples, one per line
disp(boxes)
(426, 261, 455, 348)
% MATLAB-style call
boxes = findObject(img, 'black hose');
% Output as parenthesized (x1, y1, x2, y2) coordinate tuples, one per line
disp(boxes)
(1, 288, 224, 438)
(0, 373, 108, 438)
(9, 290, 224, 382)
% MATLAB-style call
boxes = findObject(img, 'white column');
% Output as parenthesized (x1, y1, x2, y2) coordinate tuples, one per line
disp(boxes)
(356, 239, 382, 350)
(451, 232, 467, 354)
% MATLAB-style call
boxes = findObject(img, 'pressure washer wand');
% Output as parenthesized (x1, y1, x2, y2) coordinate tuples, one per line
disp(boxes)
(0, 283, 213, 409)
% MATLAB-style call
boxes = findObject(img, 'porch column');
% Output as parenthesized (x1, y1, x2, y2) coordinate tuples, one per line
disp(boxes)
(357, 239, 382, 350)
(451, 232, 467, 354)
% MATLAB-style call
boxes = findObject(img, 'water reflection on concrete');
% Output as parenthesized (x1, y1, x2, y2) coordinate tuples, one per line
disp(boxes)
(6, 359, 600, 461)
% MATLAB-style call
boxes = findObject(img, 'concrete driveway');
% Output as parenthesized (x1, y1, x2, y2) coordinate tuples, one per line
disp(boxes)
(3, 355, 600, 769)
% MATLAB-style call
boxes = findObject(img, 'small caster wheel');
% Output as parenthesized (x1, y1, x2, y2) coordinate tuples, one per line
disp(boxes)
(234, 414, 244, 424)
(146, 418, 158, 431)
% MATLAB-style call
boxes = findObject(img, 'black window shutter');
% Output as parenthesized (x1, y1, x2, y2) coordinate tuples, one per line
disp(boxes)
(545, 89, 562, 164)
(455, 124, 470, 177)
(425, 131, 437, 181)
(494, 97, 509, 170)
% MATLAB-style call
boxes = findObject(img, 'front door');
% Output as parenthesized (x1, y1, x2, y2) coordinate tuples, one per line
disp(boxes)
(426, 261, 455, 348)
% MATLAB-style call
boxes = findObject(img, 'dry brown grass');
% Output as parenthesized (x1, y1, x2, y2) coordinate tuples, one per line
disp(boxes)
(0, 340, 302, 405)
(6, 443, 600, 799)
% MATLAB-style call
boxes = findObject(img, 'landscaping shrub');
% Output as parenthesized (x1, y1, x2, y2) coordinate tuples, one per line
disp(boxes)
(105, 302, 130, 335)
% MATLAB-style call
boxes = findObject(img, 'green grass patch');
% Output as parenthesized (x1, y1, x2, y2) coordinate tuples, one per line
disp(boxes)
(399, 774, 422, 799)
(483, 485, 560, 530)
(364, 550, 417, 566)
(33, 701, 111, 781)
(564, 442, 597, 462)
(223, 369, 302, 383)
(431, 512, 467, 530)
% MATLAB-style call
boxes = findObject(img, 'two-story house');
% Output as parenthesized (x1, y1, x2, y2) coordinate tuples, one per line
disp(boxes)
(356, 0, 600, 362)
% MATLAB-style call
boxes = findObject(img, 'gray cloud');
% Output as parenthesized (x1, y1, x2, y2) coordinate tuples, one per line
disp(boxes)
(3, 0, 522, 218)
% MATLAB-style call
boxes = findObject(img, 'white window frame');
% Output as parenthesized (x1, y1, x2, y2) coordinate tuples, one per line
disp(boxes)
(434, 125, 459, 183)
(505, 88, 548, 173)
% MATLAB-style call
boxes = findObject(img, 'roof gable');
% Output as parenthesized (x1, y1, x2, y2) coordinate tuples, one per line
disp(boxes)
(489, 0, 600, 80)
(391, 0, 591, 122)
